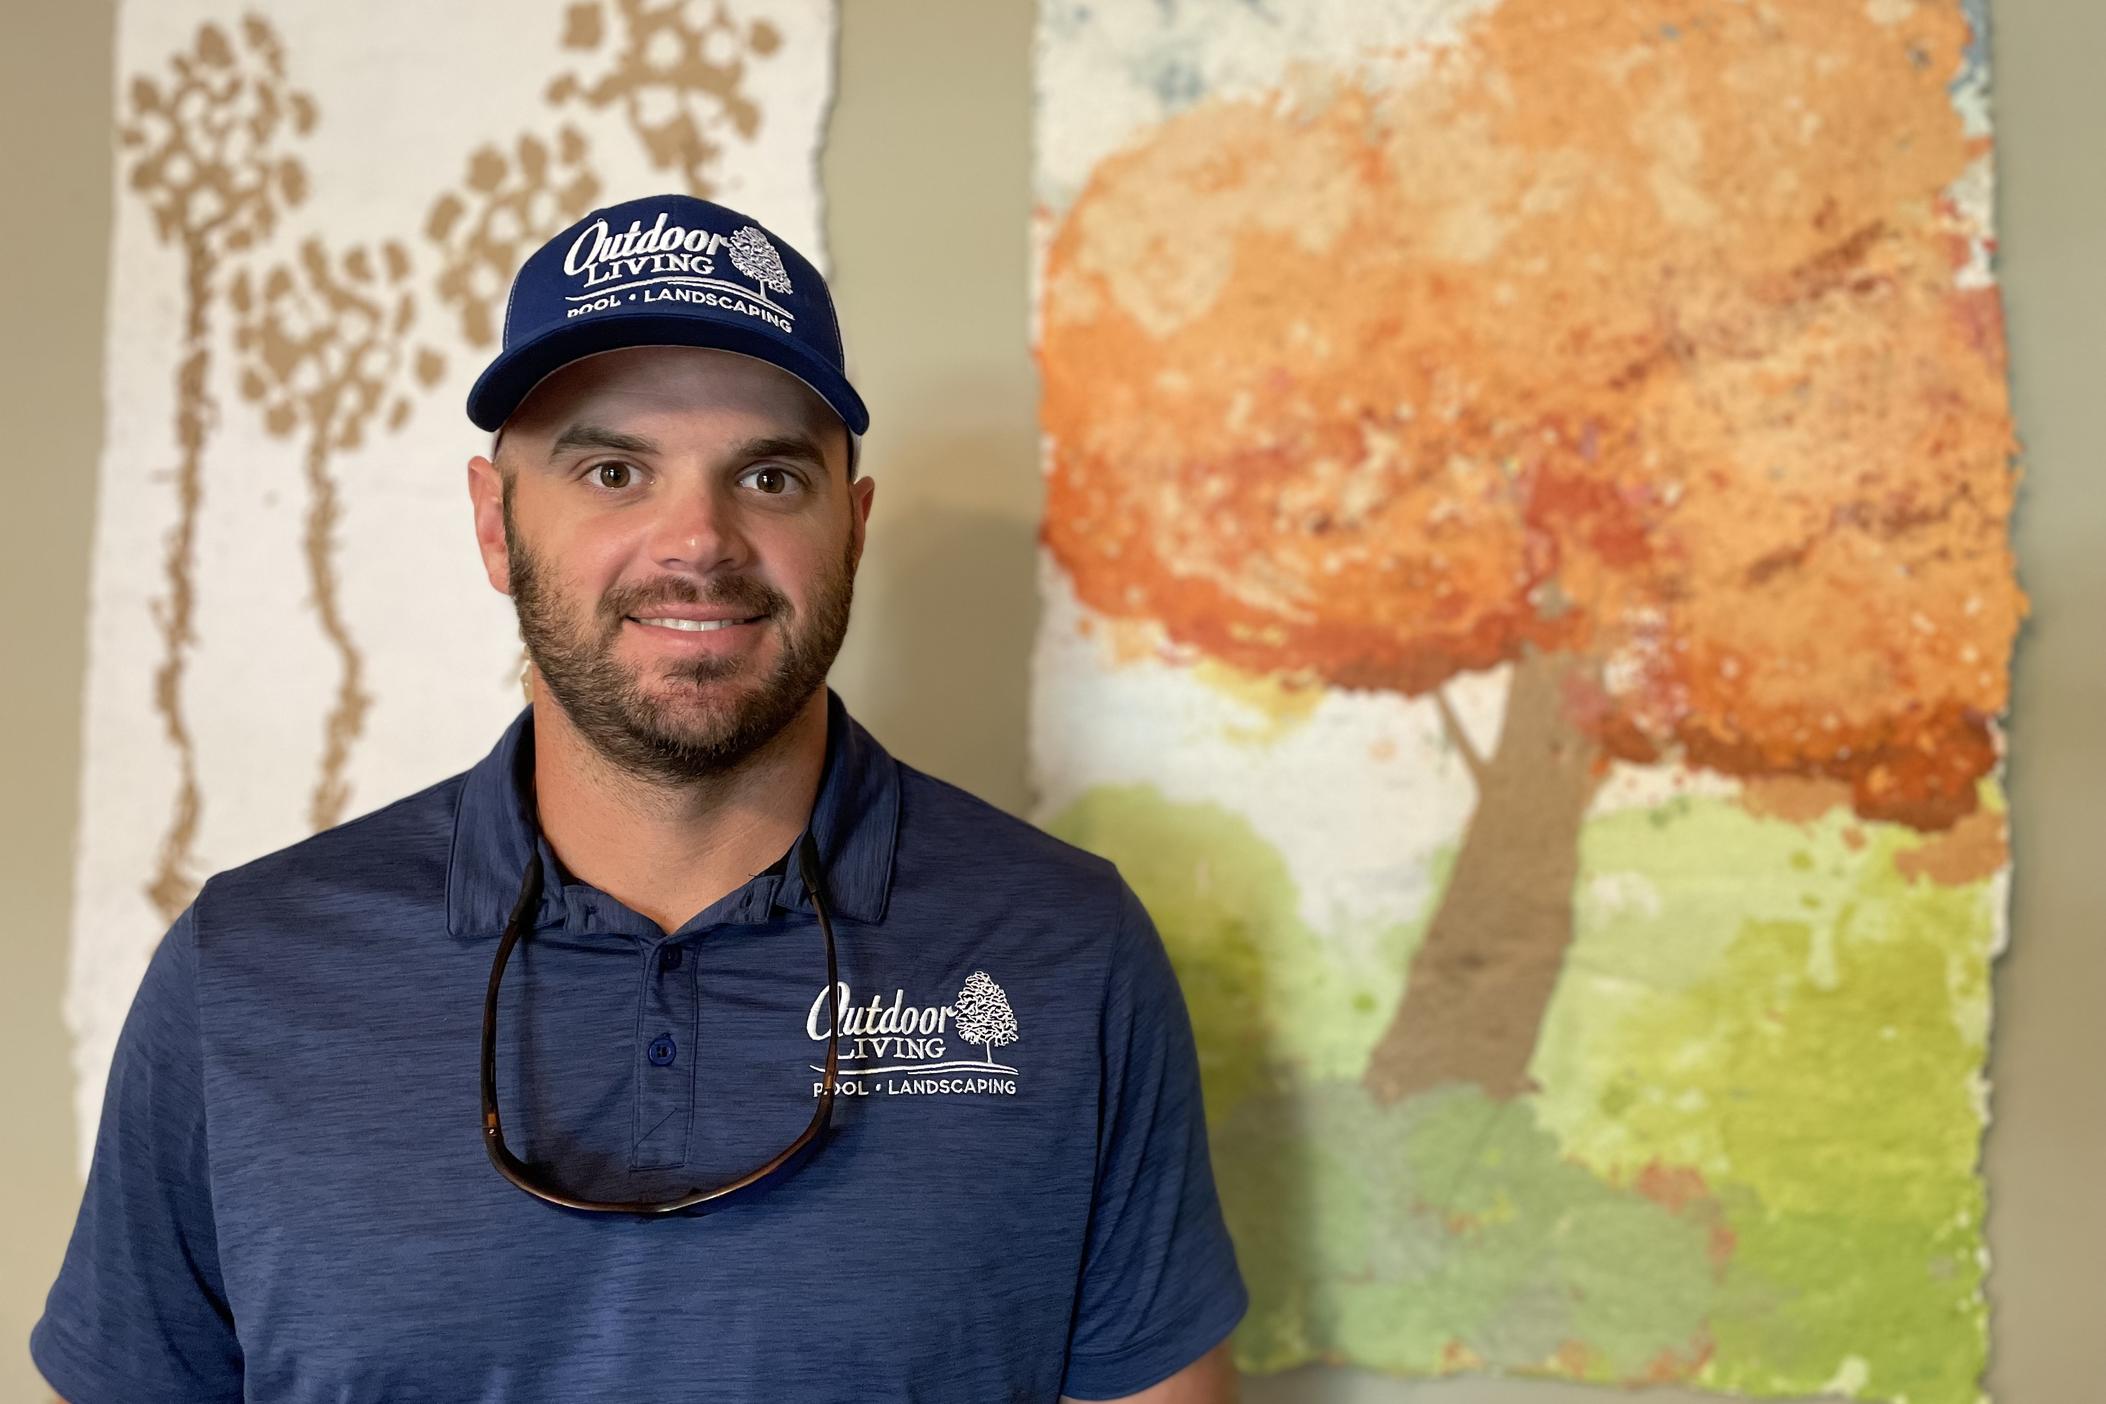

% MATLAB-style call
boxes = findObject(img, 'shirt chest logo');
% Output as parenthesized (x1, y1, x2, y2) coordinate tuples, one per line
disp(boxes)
(806, 971, 1020, 1098)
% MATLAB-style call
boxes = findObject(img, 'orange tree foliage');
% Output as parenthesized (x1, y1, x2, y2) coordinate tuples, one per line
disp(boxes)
(1038, 0, 2021, 831)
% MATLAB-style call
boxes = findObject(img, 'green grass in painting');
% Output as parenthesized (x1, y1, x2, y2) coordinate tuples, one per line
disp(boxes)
(1209, 1081, 1720, 1380)
(1045, 784, 1429, 1122)
(1044, 780, 2000, 1403)
(1544, 794, 2000, 1404)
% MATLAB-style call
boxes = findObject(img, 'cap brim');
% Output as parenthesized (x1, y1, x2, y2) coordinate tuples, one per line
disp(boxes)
(466, 310, 870, 437)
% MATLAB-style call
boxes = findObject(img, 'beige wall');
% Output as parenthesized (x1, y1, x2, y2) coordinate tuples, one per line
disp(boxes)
(5, 2, 2099, 1401)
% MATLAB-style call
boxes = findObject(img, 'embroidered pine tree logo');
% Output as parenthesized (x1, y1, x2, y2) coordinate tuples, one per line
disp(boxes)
(726, 226, 791, 303)
(949, 971, 1019, 1070)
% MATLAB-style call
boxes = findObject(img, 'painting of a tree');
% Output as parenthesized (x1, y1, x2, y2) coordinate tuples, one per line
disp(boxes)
(1037, 0, 2021, 1104)
(547, 0, 783, 197)
(229, 238, 445, 830)
(120, 15, 314, 923)
(426, 128, 602, 350)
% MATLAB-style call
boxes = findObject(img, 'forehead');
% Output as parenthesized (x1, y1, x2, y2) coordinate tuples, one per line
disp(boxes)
(508, 345, 837, 445)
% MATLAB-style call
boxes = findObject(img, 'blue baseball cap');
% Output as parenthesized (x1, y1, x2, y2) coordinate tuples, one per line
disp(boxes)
(465, 193, 869, 442)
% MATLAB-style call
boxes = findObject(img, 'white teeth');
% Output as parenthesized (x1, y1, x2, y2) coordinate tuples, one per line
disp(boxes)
(636, 617, 747, 632)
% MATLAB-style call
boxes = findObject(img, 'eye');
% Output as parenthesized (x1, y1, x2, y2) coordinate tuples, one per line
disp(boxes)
(739, 465, 799, 496)
(588, 461, 640, 491)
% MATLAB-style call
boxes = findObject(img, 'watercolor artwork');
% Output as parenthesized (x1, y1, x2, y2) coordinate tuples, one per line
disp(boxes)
(1031, 1, 2021, 1399)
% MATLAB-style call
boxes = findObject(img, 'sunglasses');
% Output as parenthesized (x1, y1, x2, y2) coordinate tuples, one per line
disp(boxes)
(480, 828, 841, 1214)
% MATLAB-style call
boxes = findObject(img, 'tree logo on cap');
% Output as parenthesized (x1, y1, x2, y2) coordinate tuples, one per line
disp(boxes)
(726, 225, 792, 304)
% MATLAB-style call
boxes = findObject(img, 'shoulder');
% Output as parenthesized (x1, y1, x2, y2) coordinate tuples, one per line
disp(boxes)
(888, 762, 1161, 1000)
(191, 771, 467, 934)
(894, 760, 1123, 900)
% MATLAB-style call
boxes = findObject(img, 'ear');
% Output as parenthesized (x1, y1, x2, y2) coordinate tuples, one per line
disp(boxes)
(848, 474, 876, 571)
(467, 454, 512, 596)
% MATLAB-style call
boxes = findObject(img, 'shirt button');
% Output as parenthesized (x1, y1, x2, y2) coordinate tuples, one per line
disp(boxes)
(648, 1035, 677, 1067)
(660, 945, 683, 972)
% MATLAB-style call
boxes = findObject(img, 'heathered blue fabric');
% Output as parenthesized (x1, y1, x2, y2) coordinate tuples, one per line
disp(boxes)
(33, 690, 1247, 1402)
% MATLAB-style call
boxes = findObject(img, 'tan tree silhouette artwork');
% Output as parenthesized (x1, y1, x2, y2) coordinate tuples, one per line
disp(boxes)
(426, 129, 603, 695)
(951, 972, 1020, 1069)
(427, 128, 603, 350)
(120, 14, 315, 923)
(547, 0, 782, 196)
(1038, 0, 2022, 1104)
(228, 239, 446, 832)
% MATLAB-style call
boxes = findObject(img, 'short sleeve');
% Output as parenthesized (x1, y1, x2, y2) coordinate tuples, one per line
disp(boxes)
(1060, 880, 1248, 1400)
(31, 900, 243, 1402)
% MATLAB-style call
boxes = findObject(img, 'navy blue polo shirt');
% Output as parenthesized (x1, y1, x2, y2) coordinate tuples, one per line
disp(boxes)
(33, 690, 1245, 1402)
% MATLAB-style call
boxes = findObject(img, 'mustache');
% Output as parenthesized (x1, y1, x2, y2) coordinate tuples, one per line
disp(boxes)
(604, 575, 787, 623)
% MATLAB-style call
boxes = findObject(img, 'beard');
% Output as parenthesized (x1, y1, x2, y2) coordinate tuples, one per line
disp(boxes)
(503, 485, 856, 783)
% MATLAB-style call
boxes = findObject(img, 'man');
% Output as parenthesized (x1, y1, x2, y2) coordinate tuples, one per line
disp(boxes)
(32, 194, 1246, 1402)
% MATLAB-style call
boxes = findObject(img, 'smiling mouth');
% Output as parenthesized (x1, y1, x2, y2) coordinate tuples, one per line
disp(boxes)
(628, 615, 765, 633)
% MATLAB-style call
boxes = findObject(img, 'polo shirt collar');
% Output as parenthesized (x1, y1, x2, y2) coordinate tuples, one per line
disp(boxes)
(445, 687, 900, 938)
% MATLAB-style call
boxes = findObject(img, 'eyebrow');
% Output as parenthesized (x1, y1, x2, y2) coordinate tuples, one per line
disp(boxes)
(543, 425, 831, 474)
(728, 433, 831, 471)
(547, 423, 660, 462)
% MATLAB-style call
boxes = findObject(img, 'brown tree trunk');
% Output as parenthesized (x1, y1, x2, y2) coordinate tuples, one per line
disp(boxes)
(1362, 647, 1604, 1105)
(302, 393, 372, 834)
(146, 234, 215, 926)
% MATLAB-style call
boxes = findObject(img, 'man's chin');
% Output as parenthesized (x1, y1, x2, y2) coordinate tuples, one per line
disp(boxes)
(625, 673, 755, 724)
(627, 667, 806, 735)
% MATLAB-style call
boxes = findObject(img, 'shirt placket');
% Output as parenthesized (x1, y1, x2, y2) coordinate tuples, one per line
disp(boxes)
(631, 939, 698, 1170)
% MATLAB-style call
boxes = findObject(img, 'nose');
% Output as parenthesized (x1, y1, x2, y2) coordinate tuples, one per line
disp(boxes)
(645, 475, 752, 577)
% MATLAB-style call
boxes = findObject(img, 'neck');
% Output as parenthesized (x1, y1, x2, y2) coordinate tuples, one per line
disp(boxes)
(527, 682, 831, 936)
